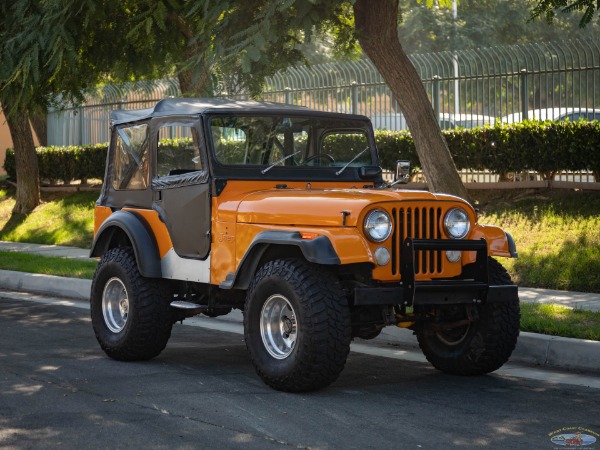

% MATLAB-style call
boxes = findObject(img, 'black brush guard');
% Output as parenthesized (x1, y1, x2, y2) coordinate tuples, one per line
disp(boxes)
(354, 238, 518, 307)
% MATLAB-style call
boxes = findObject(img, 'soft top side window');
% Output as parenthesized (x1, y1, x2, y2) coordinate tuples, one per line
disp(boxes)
(112, 123, 149, 190)
(157, 123, 203, 177)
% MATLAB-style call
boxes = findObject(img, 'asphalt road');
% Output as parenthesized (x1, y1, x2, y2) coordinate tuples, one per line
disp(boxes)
(1, 294, 600, 450)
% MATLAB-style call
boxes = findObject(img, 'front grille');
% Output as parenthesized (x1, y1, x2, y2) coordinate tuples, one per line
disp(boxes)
(391, 206, 444, 277)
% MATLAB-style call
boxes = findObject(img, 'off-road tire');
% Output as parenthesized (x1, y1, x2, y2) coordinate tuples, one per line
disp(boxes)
(416, 257, 520, 375)
(91, 247, 173, 361)
(244, 258, 352, 392)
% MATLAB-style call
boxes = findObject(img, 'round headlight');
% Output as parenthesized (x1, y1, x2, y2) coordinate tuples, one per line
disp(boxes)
(444, 208, 470, 239)
(364, 209, 392, 242)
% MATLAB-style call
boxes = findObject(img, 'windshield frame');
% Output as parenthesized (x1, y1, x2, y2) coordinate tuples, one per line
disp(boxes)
(204, 111, 381, 182)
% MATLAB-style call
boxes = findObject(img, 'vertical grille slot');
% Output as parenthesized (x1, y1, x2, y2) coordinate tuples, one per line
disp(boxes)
(391, 205, 444, 277)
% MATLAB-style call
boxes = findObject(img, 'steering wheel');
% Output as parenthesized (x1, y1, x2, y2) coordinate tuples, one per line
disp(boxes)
(303, 153, 335, 165)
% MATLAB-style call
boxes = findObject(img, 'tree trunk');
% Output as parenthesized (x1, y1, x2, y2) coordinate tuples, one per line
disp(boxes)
(177, 60, 212, 97)
(30, 111, 48, 147)
(353, 0, 469, 200)
(169, 12, 212, 97)
(4, 105, 40, 214)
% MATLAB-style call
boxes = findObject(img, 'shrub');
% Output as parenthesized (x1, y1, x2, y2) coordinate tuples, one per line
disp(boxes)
(3, 120, 600, 183)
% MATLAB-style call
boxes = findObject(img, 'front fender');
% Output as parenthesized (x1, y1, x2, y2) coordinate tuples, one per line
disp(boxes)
(468, 224, 518, 260)
(220, 230, 341, 290)
(90, 209, 162, 278)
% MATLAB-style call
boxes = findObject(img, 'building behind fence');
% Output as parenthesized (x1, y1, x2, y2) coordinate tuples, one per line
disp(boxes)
(49, 38, 600, 147)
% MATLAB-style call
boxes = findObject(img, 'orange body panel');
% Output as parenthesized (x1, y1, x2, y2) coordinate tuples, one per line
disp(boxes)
(122, 208, 173, 259)
(467, 224, 513, 261)
(211, 221, 237, 285)
(211, 181, 494, 284)
(94, 206, 113, 237)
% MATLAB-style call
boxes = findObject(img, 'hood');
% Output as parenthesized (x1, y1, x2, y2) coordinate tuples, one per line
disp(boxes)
(235, 188, 464, 227)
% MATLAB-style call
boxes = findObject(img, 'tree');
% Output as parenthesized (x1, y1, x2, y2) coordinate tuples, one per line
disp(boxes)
(353, 0, 468, 198)
(530, 0, 600, 27)
(396, 0, 599, 54)
(221, 0, 469, 198)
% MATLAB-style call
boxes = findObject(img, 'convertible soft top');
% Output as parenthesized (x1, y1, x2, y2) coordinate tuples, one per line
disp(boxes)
(109, 97, 367, 125)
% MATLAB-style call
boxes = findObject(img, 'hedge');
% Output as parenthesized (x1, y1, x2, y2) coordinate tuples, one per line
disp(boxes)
(4, 121, 600, 183)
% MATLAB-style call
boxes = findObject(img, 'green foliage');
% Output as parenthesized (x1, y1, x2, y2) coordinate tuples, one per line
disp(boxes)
(400, 0, 600, 54)
(0, 191, 97, 248)
(531, 0, 599, 28)
(521, 303, 600, 341)
(481, 191, 600, 293)
(4, 144, 108, 184)
(0, 250, 97, 279)
(375, 120, 600, 178)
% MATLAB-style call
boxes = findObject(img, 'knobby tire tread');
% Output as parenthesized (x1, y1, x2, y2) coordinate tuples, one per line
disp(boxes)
(244, 258, 351, 392)
(91, 247, 173, 361)
(417, 257, 520, 375)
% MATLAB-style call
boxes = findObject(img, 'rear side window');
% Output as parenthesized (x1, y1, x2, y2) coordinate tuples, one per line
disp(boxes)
(157, 124, 202, 177)
(112, 124, 149, 190)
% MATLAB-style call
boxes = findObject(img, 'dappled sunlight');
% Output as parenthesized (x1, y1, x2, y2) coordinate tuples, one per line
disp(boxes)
(232, 433, 255, 444)
(452, 418, 535, 447)
(0, 423, 61, 443)
(0, 190, 96, 247)
(513, 236, 600, 292)
(18, 313, 77, 328)
(37, 365, 61, 372)
(4, 383, 44, 396)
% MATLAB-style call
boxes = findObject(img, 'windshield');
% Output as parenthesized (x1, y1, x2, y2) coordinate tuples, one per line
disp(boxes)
(209, 115, 376, 171)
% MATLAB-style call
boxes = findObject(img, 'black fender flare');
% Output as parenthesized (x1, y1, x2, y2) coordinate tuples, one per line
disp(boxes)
(90, 210, 162, 278)
(220, 230, 341, 290)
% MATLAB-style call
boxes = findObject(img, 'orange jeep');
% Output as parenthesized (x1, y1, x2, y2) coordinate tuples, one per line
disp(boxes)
(90, 98, 519, 392)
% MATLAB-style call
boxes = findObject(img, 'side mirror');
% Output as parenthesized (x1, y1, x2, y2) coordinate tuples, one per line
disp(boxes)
(394, 160, 410, 184)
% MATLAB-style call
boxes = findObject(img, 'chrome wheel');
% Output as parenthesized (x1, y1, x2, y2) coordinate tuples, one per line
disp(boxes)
(260, 294, 298, 359)
(102, 277, 129, 333)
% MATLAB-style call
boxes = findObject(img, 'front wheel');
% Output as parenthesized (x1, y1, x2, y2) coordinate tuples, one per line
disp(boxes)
(244, 259, 351, 392)
(416, 258, 520, 375)
(90, 247, 173, 361)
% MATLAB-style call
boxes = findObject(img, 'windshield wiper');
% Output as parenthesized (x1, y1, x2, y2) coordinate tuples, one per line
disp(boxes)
(335, 146, 370, 176)
(261, 150, 302, 174)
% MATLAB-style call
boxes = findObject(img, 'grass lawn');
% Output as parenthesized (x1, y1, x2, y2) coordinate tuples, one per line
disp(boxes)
(0, 250, 98, 279)
(521, 302, 600, 341)
(475, 189, 600, 293)
(0, 188, 97, 248)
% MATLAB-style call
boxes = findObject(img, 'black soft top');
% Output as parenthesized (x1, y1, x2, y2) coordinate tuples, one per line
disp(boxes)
(109, 97, 369, 125)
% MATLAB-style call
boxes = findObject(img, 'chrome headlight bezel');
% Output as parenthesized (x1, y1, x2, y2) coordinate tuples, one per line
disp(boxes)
(444, 207, 471, 239)
(363, 209, 393, 242)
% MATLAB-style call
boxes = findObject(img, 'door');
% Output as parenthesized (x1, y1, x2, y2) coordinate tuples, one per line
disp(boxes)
(151, 118, 211, 260)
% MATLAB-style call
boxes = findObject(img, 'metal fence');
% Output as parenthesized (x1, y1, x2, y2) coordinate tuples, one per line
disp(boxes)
(47, 79, 180, 146)
(48, 38, 600, 146)
(261, 38, 600, 131)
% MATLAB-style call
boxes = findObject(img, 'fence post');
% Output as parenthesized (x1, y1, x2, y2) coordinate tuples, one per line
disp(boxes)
(433, 76, 441, 125)
(520, 69, 528, 120)
(351, 81, 358, 115)
(78, 106, 84, 146)
(284, 87, 292, 105)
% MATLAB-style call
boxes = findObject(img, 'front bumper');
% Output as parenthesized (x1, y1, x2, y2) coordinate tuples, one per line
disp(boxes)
(354, 238, 518, 307)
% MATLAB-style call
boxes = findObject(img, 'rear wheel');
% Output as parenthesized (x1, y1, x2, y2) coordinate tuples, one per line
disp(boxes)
(244, 258, 352, 392)
(91, 247, 173, 361)
(416, 258, 520, 375)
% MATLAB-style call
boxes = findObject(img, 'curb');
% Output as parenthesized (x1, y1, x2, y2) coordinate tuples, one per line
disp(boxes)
(0, 270, 92, 301)
(1, 270, 599, 375)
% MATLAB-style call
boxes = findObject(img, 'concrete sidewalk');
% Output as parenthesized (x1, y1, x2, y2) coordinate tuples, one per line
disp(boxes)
(1, 240, 599, 375)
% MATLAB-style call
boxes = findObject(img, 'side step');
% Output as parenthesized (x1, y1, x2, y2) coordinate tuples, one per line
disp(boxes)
(170, 301, 207, 313)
